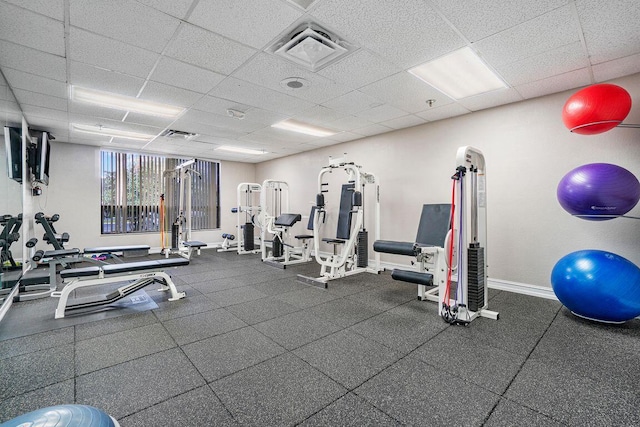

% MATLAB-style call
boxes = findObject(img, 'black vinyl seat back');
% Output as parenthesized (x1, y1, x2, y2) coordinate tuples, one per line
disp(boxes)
(415, 204, 452, 247)
(336, 183, 355, 240)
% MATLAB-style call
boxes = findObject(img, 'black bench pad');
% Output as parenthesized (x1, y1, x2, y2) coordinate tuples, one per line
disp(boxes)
(60, 258, 189, 279)
(373, 240, 417, 256)
(83, 245, 151, 254)
(391, 269, 434, 286)
(322, 238, 346, 244)
(184, 241, 206, 248)
(44, 248, 81, 258)
(295, 234, 313, 239)
(275, 213, 302, 227)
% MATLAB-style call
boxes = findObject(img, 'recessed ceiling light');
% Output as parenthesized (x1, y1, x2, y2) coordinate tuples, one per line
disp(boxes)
(272, 119, 336, 137)
(408, 47, 507, 99)
(71, 86, 185, 118)
(215, 146, 266, 155)
(72, 123, 156, 141)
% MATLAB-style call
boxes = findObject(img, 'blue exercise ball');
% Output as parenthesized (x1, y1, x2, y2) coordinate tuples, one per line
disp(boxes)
(551, 250, 640, 323)
(557, 163, 640, 220)
(1, 405, 119, 427)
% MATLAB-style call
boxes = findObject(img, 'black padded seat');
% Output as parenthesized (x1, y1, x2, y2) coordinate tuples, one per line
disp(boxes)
(295, 234, 313, 239)
(83, 245, 150, 254)
(275, 213, 302, 227)
(322, 238, 346, 244)
(183, 241, 206, 248)
(373, 240, 417, 256)
(60, 258, 189, 279)
(43, 248, 81, 258)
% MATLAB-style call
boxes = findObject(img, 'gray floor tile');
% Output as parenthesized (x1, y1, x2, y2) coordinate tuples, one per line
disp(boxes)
(345, 286, 416, 311)
(489, 291, 562, 321)
(308, 298, 384, 328)
(119, 386, 238, 427)
(349, 309, 446, 354)
(182, 326, 285, 382)
(299, 392, 401, 426)
(207, 286, 269, 307)
(411, 328, 526, 394)
(249, 277, 307, 296)
(484, 399, 564, 427)
(153, 293, 220, 321)
(0, 379, 74, 423)
(225, 296, 299, 325)
(75, 311, 157, 341)
(294, 330, 403, 389)
(211, 353, 346, 426)
(253, 310, 342, 350)
(0, 327, 74, 360)
(162, 308, 247, 345)
(274, 287, 340, 309)
(355, 357, 500, 426)
(188, 276, 252, 294)
(505, 359, 640, 426)
(0, 344, 74, 399)
(75, 323, 176, 375)
(76, 348, 205, 419)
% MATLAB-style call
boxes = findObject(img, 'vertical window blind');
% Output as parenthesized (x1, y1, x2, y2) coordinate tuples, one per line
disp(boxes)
(100, 151, 219, 234)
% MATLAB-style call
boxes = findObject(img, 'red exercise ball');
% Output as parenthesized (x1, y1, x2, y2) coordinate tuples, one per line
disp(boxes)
(562, 84, 632, 135)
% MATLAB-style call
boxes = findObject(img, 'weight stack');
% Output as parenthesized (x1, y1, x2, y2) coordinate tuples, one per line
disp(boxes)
(243, 222, 254, 251)
(467, 243, 484, 312)
(171, 223, 179, 249)
(272, 238, 283, 258)
(357, 230, 368, 268)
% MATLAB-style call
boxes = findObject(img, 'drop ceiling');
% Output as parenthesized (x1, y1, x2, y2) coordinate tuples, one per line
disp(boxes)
(0, 0, 638, 163)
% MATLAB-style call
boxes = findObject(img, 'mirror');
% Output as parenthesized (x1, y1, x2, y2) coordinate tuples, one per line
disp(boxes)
(0, 71, 24, 284)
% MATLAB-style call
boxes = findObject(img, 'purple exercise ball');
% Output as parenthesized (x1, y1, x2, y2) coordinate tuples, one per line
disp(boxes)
(557, 163, 640, 220)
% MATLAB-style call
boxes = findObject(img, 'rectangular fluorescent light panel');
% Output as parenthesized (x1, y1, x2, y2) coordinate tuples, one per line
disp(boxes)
(72, 123, 156, 141)
(71, 86, 184, 118)
(408, 47, 507, 99)
(272, 119, 336, 137)
(215, 146, 265, 155)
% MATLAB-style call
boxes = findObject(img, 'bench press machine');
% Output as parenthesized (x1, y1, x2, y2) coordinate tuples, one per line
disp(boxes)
(374, 146, 498, 325)
(52, 257, 188, 319)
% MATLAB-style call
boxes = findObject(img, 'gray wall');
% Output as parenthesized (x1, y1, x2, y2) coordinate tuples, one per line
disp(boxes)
(256, 73, 640, 289)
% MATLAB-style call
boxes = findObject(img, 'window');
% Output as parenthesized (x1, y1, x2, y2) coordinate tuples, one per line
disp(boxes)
(100, 151, 220, 234)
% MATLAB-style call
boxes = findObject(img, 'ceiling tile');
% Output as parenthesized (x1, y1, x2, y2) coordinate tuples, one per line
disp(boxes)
(124, 112, 175, 129)
(69, 102, 128, 122)
(239, 127, 317, 144)
(292, 105, 344, 126)
(380, 115, 427, 130)
(243, 108, 289, 126)
(180, 109, 267, 133)
(415, 103, 471, 121)
(232, 53, 352, 104)
(4, 0, 64, 21)
(191, 95, 251, 116)
(576, 0, 640, 64)
(325, 115, 373, 132)
(164, 23, 257, 75)
(359, 72, 453, 113)
(69, 61, 145, 96)
(431, 0, 569, 42)
(458, 88, 524, 112)
(318, 50, 401, 90)
(352, 123, 393, 137)
(209, 77, 315, 116)
(355, 104, 408, 122)
(166, 120, 246, 140)
(139, 81, 203, 107)
(322, 131, 362, 143)
(135, 0, 195, 19)
(310, 0, 465, 68)
(21, 105, 69, 122)
(474, 5, 580, 67)
(496, 42, 589, 86)
(321, 91, 380, 115)
(69, 28, 160, 78)
(514, 68, 592, 99)
(188, 0, 303, 49)
(0, 40, 67, 82)
(0, 2, 65, 55)
(13, 89, 67, 111)
(70, 0, 181, 53)
(592, 53, 640, 83)
(2, 68, 68, 98)
(150, 57, 225, 94)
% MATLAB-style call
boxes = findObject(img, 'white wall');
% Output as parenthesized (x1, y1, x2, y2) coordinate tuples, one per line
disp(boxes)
(33, 143, 255, 252)
(256, 73, 640, 288)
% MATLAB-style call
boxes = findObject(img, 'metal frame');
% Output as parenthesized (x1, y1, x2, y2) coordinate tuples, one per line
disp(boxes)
(235, 182, 262, 254)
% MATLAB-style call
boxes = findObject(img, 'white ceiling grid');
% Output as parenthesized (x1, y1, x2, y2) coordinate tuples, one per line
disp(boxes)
(0, 0, 637, 163)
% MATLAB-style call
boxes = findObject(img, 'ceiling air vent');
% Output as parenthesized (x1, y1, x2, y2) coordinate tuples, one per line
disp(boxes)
(272, 23, 356, 71)
(160, 129, 198, 140)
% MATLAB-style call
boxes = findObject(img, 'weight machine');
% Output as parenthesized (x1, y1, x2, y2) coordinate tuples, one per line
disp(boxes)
(163, 159, 206, 259)
(260, 179, 314, 268)
(233, 182, 262, 254)
(374, 146, 498, 324)
(298, 157, 382, 288)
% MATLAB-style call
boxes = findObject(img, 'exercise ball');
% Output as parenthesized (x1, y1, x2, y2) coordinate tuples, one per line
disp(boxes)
(562, 84, 632, 135)
(551, 250, 640, 323)
(1, 404, 120, 427)
(557, 163, 640, 220)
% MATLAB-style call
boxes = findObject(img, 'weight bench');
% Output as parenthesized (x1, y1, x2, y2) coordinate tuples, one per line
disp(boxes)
(52, 258, 188, 319)
(84, 245, 150, 262)
(183, 241, 206, 259)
